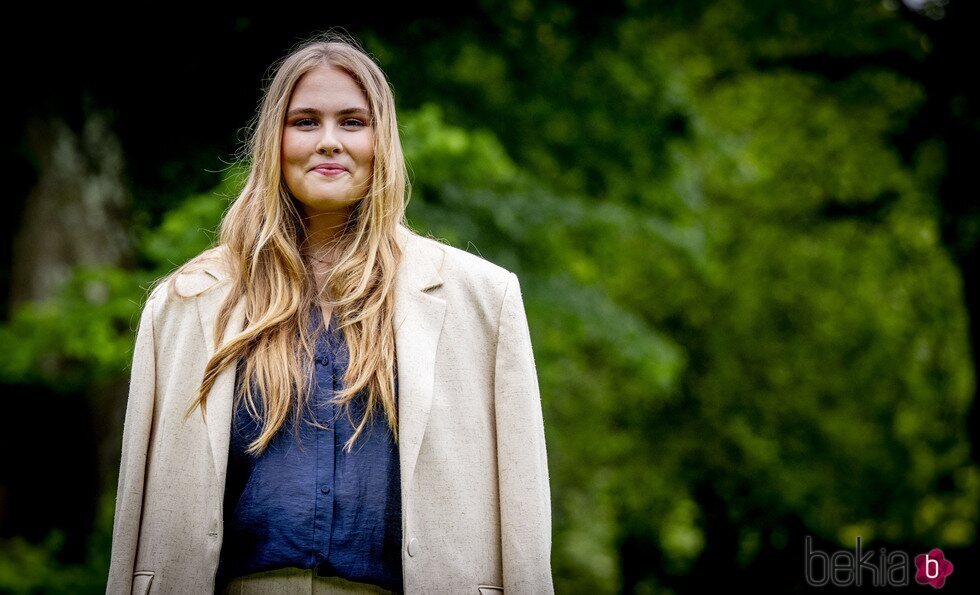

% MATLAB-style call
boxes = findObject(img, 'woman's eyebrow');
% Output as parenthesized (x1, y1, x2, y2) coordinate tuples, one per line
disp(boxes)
(286, 107, 371, 118)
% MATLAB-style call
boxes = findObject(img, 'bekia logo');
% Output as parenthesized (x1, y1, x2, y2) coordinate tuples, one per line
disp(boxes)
(805, 536, 954, 588)
(914, 549, 954, 589)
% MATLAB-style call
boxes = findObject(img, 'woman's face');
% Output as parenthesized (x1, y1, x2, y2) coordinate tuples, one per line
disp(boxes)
(281, 65, 375, 220)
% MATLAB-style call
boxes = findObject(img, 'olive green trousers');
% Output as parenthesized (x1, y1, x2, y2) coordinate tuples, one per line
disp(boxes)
(220, 567, 397, 594)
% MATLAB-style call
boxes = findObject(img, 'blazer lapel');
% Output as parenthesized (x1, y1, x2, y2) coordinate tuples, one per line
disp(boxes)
(198, 279, 246, 492)
(391, 226, 447, 503)
(196, 225, 447, 509)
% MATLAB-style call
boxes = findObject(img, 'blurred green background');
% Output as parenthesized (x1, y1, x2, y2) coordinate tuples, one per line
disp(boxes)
(1, 1, 977, 593)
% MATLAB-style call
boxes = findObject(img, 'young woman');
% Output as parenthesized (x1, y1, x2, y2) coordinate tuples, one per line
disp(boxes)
(105, 31, 553, 594)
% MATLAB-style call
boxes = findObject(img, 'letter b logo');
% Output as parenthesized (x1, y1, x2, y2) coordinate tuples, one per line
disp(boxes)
(914, 548, 953, 588)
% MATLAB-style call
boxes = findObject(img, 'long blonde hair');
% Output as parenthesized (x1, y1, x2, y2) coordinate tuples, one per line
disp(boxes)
(160, 30, 409, 455)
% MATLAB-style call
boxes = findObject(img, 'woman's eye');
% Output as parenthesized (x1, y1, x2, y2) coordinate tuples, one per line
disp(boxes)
(292, 117, 366, 128)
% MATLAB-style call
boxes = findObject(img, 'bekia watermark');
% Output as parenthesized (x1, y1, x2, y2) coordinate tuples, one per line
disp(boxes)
(913, 549, 955, 589)
(804, 536, 954, 588)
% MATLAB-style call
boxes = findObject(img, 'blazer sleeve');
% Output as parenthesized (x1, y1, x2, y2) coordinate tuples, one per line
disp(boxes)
(494, 272, 555, 594)
(106, 293, 158, 594)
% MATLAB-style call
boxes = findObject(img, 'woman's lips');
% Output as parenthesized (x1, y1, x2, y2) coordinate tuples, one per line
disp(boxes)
(313, 166, 347, 176)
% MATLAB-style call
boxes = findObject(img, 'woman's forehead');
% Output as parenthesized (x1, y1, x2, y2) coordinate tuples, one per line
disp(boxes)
(289, 66, 370, 112)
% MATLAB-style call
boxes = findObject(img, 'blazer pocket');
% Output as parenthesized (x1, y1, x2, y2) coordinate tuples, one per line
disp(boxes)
(133, 571, 154, 595)
(477, 586, 503, 594)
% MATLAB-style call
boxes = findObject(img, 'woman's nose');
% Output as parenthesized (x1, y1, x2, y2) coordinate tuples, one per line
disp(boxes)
(317, 125, 341, 154)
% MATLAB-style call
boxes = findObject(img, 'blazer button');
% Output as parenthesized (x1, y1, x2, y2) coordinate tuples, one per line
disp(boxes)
(407, 537, 419, 557)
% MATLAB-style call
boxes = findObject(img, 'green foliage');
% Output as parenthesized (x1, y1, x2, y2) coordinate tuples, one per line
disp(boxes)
(139, 167, 241, 269)
(0, 164, 247, 390)
(661, 7, 977, 554)
(0, 267, 148, 388)
(377, 1, 976, 590)
(401, 102, 521, 196)
(0, 493, 116, 594)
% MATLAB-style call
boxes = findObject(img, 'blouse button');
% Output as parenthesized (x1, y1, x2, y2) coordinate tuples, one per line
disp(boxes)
(320, 486, 331, 494)
(407, 537, 419, 557)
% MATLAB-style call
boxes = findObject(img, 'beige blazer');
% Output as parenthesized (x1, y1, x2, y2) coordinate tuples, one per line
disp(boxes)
(105, 224, 554, 594)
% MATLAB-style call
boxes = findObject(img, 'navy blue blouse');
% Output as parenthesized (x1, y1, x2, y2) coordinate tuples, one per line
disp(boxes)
(215, 307, 403, 593)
